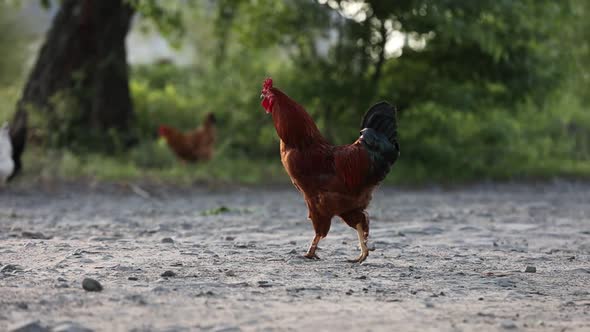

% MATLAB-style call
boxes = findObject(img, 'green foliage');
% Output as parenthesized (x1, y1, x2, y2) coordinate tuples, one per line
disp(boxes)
(5, 0, 590, 185)
(201, 206, 230, 216)
(390, 91, 590, 184)
(0, 2, 28, 88)
(126, 0, 186, 46)
(21, 144, 287, 185)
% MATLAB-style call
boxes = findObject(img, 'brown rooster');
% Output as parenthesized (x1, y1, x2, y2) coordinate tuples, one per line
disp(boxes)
(159, 112, 217, 163)
(260, 78, 399, 263)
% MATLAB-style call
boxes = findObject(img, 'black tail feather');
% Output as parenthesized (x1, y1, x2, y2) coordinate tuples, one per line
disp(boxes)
(360, 101, 398, 146)
(358, 101, 400, 183)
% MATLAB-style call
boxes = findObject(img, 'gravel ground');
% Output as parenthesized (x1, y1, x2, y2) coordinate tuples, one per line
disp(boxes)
(1, 182, 589, 332)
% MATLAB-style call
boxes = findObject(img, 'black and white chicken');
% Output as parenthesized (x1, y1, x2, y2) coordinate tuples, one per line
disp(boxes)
(0, 122, 15, 184)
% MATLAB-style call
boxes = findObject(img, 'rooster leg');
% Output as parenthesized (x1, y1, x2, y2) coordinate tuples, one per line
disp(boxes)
(340, 211, 370, 263)
(348, 222, 369, 263)
(304, 234, 321, 260)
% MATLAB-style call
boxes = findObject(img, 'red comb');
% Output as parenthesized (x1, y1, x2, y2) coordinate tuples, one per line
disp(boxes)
(263, 77, 273, 90)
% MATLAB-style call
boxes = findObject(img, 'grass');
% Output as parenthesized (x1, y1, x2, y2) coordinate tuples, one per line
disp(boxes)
(14, 143, 590, 188)
(19, 145, 290, 186)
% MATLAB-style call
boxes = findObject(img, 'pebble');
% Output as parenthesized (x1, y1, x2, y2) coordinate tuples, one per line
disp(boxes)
(21, 231, 51, 240)
(496, 278, 516, 288)
(225, 270, 236, 277)
(16, 302, 29, 310)
(525, 266, 536, 273)
(500, 320, 517, 329)
(161, 270, 176, 277)
(82, 278, 103, 292)
(9, 320, 49, 332)
(52, 322, 94, 332)
(128, 276, 139, 281)
(1, 264, 21, 274)
(161, 237, 174, 243)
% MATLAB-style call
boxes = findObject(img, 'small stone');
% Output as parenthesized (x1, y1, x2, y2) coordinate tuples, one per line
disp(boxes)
(21, 231, 51, 240)
(196, 291, 215, 297)
(128, 276, 138, 281)
(225, 270, 236, 277)
(161, 237, 174, 243)
(225, 236, 235, 241)
(500, 320, 517, 329)
(1, 264, 20, 274)
(9, 320, 49, 332)
(478, 297, 484, 301)
(357, 275, 367, 280)
(52, 322, 94, 332)
(345, 289, 353, 295)
(525, 266, 536, 273)
(16, 302, 29, 310)
(82, 278, 103, 292)
(161, 270, 176, 277)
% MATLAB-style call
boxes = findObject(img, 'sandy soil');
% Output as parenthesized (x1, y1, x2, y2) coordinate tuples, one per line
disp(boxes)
(1, 182, 589, 332)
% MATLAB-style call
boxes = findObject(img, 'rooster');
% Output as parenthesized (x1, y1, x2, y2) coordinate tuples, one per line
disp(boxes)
(260, 78, 399, 263)
(159, 112, 217, 163)
(0, 122, 15, 185)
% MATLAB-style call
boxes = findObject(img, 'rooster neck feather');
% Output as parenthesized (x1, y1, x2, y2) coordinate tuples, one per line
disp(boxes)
(270, 88, 328, 149)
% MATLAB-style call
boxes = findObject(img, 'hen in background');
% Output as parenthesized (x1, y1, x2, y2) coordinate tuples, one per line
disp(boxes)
(159, 113, 217, 163)
(260, 78, 399, 263)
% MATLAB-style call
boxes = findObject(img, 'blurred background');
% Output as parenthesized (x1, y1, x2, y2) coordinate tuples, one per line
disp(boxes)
(0, 0, 588, 185)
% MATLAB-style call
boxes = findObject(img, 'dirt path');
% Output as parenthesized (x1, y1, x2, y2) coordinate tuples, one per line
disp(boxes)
(1, 182, 589, 331)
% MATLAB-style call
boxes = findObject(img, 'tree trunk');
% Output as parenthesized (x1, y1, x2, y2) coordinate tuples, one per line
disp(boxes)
(13, 0, 135, 151)
(371, 19, 387, 96)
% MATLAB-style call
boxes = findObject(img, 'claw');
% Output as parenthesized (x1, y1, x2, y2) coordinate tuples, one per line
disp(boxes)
(304, 252, 320, 260)
(347, 251, 368, 263)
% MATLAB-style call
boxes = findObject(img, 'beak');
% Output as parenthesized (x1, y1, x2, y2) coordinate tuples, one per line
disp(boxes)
(260, 93, 264, 100)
